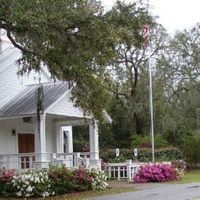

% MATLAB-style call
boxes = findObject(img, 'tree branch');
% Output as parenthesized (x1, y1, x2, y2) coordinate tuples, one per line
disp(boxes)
(6, 29, 36, 55)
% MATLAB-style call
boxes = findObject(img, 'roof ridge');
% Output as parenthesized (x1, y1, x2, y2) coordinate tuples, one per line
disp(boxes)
(26, 80, 67, 87)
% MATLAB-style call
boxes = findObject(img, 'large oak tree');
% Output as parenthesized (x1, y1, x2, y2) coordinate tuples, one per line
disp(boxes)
(0, 0, 153, 119)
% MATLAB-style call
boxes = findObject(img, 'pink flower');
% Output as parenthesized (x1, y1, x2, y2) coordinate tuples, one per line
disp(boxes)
(134, 164, 179, 183)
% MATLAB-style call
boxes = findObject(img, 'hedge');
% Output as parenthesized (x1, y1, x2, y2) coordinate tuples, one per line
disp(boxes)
(100, 147, 183, 163)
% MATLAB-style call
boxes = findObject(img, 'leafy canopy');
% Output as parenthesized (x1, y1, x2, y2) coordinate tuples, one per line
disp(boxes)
(0, 0, 152, 118)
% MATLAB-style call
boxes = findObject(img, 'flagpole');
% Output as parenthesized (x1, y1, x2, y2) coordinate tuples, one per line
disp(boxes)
(144, 24, 155, 162)
(148, 59, 155, 162)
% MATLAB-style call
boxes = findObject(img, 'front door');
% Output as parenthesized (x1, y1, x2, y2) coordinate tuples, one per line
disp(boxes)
(18, 133, 35, 169)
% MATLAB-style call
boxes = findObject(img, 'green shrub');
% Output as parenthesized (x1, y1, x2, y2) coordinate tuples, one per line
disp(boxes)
(154, 135, 170, 149)
(0, 167, 108, 198)
(89, 168, 108, 190)
(50, 166, 108, 192)
(100, 147, 183, 163)
(181, 134, 200, 167)
(131, 134, 170, 149)
(49, 166, 108, 194)
(171, 160, 186, 179)
(11, 170, 53, 198)
(0, 169, 15, 197)
(49, 165, 76, 194)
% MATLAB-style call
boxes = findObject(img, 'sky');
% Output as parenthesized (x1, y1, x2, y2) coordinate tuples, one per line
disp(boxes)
(101, 0, 200, 34)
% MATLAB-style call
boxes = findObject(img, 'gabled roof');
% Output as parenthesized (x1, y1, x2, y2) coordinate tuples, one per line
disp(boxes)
(0, 82, 69, 118)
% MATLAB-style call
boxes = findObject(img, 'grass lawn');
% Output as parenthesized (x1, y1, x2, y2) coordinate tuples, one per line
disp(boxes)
(176, 170, 200, 184)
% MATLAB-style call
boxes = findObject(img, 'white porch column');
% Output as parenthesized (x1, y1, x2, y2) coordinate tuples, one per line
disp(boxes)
(89, 120, 101, 169)
(55, 123, 62, 153)
(34, 114, 48, 168)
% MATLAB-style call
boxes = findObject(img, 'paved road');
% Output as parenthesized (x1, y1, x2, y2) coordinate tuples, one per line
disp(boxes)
(89, 182, 200, 200)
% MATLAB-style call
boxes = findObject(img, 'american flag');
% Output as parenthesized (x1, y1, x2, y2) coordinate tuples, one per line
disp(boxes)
(143, 24, 150, 46)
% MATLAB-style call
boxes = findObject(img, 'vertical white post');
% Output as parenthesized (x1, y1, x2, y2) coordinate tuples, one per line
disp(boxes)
(34, 114, 47, 168)
(40, 114, 46, 159)
(89, 120, 100, 169)
(108, 166, 111, 179)
(126, 160, 132, 182)
(67, 127, 73, 153)
(148, 62, 155, 162)
(89, 120, 99, 160)
(55, 123, 62, 153)
(117, 166, 120, 180)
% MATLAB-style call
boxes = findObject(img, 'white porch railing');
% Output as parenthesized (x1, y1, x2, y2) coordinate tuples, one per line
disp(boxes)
(0, 152, 92, 170)
(0, 153, 36, 170)
(106, 161, 142, 182)
(51, 152, 91, 168)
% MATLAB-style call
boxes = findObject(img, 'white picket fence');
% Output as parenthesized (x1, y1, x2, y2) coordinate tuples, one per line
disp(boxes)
(106, 160, 142, 182)
(106, 161, 172, 182)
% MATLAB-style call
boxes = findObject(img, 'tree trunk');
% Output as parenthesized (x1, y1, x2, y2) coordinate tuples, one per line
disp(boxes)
(134, 113, 144, 136)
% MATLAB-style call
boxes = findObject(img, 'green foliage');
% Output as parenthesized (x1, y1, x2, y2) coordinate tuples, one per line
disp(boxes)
(131, 134, 169, 149)
(73, 125, 89, 152)
(100, 147, 183, 163)
(49, 166, 75, 194)
(105, 1, 157, 135)
(49, 166, 108, 194)
(0, 181, 13, 197)
(0, 0, 113, 118)
(1, 0, 199, 147)
(107, 97, 133, 147)
(0, 0, 154, 119)
(99, 123, 117, 148)
(0, 166, 108, 198)
(11, 169, 53, 198)
(181, 133, 200, 167)
(0, 169, 15, 197)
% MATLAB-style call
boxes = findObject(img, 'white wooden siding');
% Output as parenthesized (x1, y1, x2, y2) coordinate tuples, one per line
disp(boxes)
(0, 47, 51, 108)
(46, 94, 89, 118)
(0, 117, 56, 155)
(0, 119, 34, 154)
(0, 48, 23, 106)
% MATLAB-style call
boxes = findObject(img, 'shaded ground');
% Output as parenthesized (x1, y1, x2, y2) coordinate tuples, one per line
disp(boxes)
(108, 180, 134, 188)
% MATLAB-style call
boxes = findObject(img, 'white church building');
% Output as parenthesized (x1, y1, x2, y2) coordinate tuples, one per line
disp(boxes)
(0, 32, 111, 170)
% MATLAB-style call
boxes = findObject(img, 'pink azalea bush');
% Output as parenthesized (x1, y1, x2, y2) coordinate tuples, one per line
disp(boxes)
(0, 168, 16, 182)
(134, 164, 180, 183)
(0, 166, 108, 198)
(0, 168, 16, 197)
(49, 166, 108, 195)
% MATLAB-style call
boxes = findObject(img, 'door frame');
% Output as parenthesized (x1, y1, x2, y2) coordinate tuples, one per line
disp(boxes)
(17, 132, 35, 154)
(18, 132, 35, 169)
